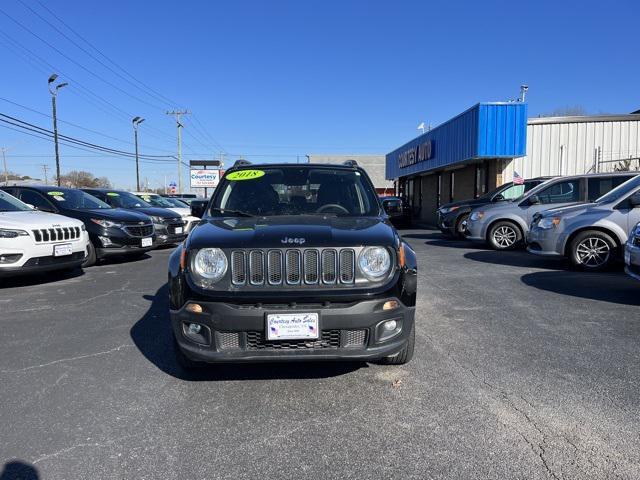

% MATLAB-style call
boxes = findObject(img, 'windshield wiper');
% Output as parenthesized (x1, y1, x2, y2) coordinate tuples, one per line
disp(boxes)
(211, 207, 255, 217)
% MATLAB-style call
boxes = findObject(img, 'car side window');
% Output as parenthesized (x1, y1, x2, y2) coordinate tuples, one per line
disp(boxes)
(499, 184, 526, 200)
(19, 190, 55, 211)
(587, 177, 632, 201)
(537, 180, 580, 204)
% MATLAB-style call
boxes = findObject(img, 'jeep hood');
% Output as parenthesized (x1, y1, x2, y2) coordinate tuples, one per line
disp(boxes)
(0, 210, 83, 229)
(187, 215, 397, 249)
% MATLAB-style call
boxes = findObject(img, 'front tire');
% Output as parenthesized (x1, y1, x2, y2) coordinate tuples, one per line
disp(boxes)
(455, 213, 470, 238)
(488, 221, 522, 250)
(81, 241, 97, 268)
(378, 323, 415, 365)
(569, 230, 617, 271)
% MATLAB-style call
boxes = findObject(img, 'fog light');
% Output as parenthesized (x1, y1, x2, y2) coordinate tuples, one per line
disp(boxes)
(383, 320, 397, 331)
(185, 303, 203, 314)
(383, 300, 399, 311)
(188, 323, 202, 334)
(0, 253, 22, 264)
(98, 236, 112, 246)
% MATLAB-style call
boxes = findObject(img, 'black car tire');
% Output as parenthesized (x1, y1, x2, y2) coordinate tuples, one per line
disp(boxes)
(378, 323, 415, 365)
(488, 221, 522, 250)
(173, 334, 204, 370)
(81, 241, 97, 268)
(569, 230, 617, 271)
(455, 213, 470, 238)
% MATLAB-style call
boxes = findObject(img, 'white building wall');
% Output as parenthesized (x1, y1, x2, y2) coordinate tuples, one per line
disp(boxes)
(502, 115, 640, 184)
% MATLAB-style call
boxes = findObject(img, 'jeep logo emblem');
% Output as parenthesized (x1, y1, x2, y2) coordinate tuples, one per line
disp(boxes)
(281, 237, 306, 245)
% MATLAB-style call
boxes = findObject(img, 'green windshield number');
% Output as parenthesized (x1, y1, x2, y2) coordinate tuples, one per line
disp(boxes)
(226, 170, 265, 181)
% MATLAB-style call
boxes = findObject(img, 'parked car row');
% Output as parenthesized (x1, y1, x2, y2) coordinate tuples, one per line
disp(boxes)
(436, 172, 640, 278)
(0, 185, 207, 278)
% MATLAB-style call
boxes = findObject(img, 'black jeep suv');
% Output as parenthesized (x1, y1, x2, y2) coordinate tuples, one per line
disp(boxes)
(168, 161, 418, 368)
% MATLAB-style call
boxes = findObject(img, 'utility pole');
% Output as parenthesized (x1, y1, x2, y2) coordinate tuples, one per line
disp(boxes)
(1, 148, 8, 186)
(41, 164, 49, 185)
(48, 74, 68, 186)
(166, 110, 190, 193)
(132, 117, 145, 191)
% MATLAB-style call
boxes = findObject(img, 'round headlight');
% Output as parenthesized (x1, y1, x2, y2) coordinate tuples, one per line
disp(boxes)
(192, 248, 227, 286)
(358, 246, 391, 280)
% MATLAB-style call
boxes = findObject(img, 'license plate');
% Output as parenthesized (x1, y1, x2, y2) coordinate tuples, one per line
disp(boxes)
(267, 312, 319, 340)
(141, 237, 153, 247)
(174, 227, 183, 234)
(53, 243, 72, 257)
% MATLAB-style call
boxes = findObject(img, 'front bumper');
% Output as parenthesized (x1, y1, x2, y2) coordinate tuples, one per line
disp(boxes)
(463, 218, 485, 242)
(526, 227, 567, 257)
(153, 223, 187, 246)
(437, 211, 456, 235)
(0, 251, 86, 276)
(171, 297, 415, 363)
(624, 241, 640, 281)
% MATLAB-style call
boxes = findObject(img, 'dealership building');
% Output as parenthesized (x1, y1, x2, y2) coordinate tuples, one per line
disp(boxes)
(385, 103, 640, 224)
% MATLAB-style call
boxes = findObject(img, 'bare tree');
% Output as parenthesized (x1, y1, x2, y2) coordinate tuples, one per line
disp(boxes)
(58, 170, 112, 188)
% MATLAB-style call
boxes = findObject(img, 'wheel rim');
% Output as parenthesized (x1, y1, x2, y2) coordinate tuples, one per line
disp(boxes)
(457, 216, 469, 234)
(493, 225, 517, 247)
(576, 237, 611, 267)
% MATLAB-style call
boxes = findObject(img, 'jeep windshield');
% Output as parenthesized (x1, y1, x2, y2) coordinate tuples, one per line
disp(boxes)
(211, 166, 381, 217)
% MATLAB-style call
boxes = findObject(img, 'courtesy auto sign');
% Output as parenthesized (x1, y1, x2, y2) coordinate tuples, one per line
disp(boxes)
(190, 169, 220, 188)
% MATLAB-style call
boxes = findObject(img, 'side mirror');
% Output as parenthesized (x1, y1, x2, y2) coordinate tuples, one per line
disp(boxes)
(191, 200, 207, 218)
(528, 194, 540, 205)
(629, 192, 640, 208)
(492, 194, 505, 202)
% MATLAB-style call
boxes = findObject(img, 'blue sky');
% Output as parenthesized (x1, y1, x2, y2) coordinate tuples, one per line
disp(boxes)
(1, 0, 639, 190)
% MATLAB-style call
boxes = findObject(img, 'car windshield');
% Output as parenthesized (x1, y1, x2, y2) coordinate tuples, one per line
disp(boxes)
(106, 191, 152, 208)
(594, 175, 640, 204)
(0, 190, 31, 212)
(211, 166, 380, 217)
(163, 197, 189, 208)
(136, 194, 175, 208)
(45, 189, 111, 209)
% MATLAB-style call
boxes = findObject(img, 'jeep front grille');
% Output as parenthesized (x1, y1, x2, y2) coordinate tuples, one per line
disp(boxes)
(230, 248, 357, 288)
(32, 226, 81, 243)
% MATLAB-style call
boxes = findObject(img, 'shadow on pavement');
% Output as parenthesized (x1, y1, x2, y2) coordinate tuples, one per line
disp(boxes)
(0, 460, 39, 480)
(130, 284, 365, 381)
(0, 267, 85, 289)
(464, 250, 569, 270)
(521, 270, 640, 306)
(402, 231, 489, 250)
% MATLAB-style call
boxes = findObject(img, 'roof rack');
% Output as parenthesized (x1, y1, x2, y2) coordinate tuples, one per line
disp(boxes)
(232, 159, 252, 168)
(342, 159, 358, 167)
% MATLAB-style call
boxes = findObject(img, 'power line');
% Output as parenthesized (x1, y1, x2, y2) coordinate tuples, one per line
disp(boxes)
(0, 113, 176, 161)
(0, 7, 169, 111)
(17, 0, 180, 110)
(34, 0, 183, 109)
(0, 96, 174, 154)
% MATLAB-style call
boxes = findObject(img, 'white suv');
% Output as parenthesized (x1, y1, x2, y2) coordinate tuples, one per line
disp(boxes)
(0, 190, 89, 276)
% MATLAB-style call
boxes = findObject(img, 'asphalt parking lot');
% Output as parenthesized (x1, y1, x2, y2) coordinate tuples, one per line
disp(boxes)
(1, 229, 639, 480)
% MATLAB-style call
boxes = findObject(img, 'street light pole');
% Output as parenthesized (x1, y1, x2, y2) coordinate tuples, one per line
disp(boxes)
(48, 74, 68, 186)
(132, 117, 145, 191)
(1, 148, 9, 186)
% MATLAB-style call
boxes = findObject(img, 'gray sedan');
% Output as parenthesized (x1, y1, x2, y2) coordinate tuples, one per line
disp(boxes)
(528, 175, 640, 270)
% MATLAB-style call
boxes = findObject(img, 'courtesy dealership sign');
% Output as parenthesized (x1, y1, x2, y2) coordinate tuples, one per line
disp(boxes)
(190, 169, 220, 188)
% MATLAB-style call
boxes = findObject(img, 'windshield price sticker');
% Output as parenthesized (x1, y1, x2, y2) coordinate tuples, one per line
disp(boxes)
(47, 191, 64, 196)
(226, 170, 265, 181)
(107, 192, 120, 196)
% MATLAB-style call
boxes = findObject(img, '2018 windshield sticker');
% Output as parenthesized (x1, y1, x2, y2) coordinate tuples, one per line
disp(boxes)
(47, 191, 64, 196)
(107, 192, 120, 196)
(226, 170, 265, 181)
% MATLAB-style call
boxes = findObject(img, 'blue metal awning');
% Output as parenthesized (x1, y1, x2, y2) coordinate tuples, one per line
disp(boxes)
(385, 102, 528, 180)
